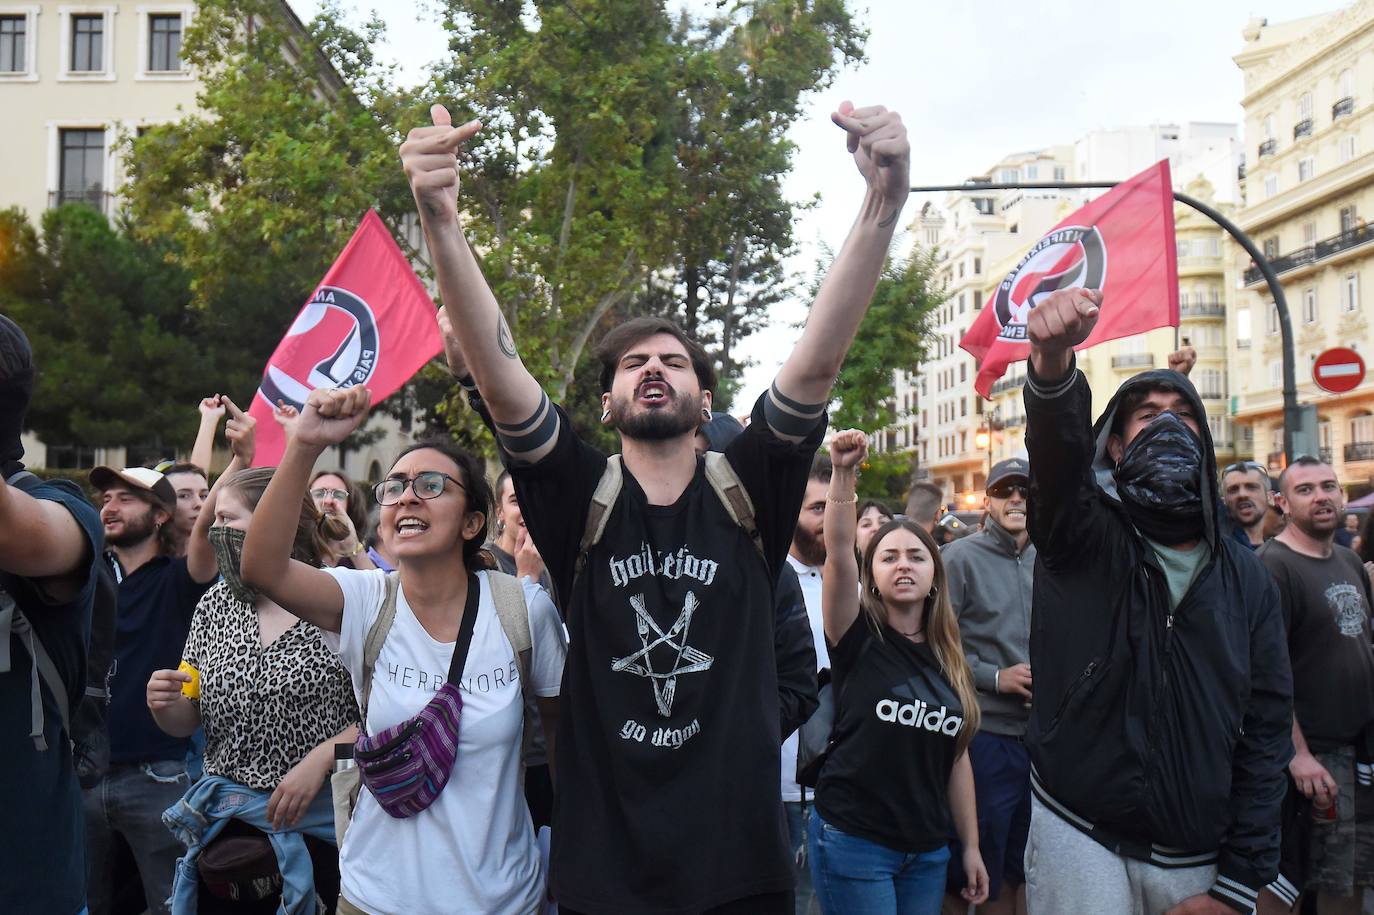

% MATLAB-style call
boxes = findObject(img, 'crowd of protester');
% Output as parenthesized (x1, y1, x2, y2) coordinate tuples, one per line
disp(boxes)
(3, 95, 1374, 915)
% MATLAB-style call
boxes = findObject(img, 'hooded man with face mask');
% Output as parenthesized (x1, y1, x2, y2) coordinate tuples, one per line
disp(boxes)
(1016, 288, 1293, 915)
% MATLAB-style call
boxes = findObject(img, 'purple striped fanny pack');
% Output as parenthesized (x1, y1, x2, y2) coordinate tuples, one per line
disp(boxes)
(354, 681, 463, 818)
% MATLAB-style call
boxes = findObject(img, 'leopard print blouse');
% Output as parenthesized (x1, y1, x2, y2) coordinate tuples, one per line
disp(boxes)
(182, 580, 358, 791)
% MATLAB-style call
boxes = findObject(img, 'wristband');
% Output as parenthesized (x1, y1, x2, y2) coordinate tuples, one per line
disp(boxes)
(994, 669, 1000, 694)
(351, 543, 365, 556)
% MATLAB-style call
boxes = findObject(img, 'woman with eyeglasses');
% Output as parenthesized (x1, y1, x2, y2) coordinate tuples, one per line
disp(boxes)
(241, 387, 566, 915)
(307, 470, 375, 569)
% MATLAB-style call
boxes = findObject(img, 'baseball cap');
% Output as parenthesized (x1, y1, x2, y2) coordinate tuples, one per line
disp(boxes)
(986, 458, 1030, 492)
(90, 466, 177, 511)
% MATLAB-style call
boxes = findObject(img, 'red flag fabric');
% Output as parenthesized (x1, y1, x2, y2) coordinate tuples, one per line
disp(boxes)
(960, 160, 1178, 398)
(248, 209, 441, 466)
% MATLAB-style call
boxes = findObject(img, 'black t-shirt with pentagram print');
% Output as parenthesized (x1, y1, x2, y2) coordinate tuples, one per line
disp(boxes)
(508, 393, 825, 915)
(1258, 539, 1374, 752)
(814, 614, 965, 853)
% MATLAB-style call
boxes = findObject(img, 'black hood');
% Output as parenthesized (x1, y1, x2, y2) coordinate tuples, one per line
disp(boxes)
(1089, 368, 1218, 547)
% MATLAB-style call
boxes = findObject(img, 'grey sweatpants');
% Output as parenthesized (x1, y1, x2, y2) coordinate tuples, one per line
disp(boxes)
(1024, 796, 1221, 915)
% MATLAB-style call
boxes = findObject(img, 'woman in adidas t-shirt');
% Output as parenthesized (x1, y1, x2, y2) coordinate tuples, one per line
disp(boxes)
(809, 430, 987, 914)
(242, 387, 566, 915)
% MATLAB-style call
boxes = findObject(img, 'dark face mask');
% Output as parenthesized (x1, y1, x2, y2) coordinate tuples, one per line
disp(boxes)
(1115, 411, 1204, 544)
(208, 526, 257, 604)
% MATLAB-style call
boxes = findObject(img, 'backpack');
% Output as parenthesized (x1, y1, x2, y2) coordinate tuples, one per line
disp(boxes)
(0, 471, 117, 786)
(574, 452, 763, 573)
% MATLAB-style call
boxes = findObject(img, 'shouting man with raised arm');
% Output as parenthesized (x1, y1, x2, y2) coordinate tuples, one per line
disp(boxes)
(401, 100, 908, 914)
(1019, 288, 1292, 915)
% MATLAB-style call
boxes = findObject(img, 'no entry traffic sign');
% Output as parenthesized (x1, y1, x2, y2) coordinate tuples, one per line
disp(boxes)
(1313, 347, 1366, 394)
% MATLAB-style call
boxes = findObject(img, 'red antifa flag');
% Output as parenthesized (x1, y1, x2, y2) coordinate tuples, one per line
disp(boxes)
(249, 209, 441, 466)
(960, 160, 1178, 398)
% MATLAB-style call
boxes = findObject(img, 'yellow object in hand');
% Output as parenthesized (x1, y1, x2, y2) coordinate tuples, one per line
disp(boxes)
(177, 661, 201, 700)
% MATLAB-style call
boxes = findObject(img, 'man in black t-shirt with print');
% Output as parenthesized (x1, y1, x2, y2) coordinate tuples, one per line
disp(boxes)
(1258, 457, 1374, 915)
(0, 315, 104, 915)
(402, 99, 909, 913)
(84, 466, 218, 915)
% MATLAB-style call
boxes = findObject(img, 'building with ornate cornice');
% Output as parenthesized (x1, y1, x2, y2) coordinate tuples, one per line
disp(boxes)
(1231, 5, 1374, 492)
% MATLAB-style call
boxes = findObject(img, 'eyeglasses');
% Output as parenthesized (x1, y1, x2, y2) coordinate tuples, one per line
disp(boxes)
(374, 471, 462, 506)
(1222, 461, 1268, 478)
(987, 482, 1029, 500)
(310, 487, 349, 503)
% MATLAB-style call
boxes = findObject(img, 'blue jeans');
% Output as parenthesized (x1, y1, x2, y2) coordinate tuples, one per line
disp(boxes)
(83, 759, 193, 915)
(807, 809, 950, 915)
(784, 801, 819, 914)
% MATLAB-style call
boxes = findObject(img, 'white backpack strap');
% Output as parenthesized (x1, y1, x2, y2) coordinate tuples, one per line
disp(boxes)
(576, 455, 623, 573)
(358, 573, 401, 730)
(0, 591, 69, 751)
(486, 570, 536, 779)
(704, 452, 764, 560)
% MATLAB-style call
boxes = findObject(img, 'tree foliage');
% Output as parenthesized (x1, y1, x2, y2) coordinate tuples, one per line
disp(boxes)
(827, 245, 942, 431)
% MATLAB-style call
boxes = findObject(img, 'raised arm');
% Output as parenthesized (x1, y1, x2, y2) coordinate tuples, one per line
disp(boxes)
(401, 106, 554, 464)
(770, 103, 909, 435)
(822, 429, 867, 645)
(190, 396, 225, 476)
(186, 395, 255, 585)
(241, 388, 368, 633)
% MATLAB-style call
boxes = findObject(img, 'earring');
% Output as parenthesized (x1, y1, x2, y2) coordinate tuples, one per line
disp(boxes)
(928, 585, 939, 600)
(601, 409, 611, 423)
(702, 407, 712, 421)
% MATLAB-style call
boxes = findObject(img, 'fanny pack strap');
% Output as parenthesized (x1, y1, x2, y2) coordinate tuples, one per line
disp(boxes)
(443, 573, 482, 686)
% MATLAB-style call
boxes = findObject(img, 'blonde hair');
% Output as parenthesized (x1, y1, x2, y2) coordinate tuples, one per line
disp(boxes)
(222, 468, 351, 567)
(858, 519, 981, 756)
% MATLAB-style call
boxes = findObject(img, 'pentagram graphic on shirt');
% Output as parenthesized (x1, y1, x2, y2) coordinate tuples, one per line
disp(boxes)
(611, 591, 714, 717)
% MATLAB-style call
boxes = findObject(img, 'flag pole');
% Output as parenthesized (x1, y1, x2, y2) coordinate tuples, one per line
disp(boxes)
(909, 181, 1300, 465)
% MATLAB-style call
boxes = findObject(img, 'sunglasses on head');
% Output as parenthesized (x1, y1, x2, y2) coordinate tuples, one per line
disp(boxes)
(1222, 461, 1268, 478)
(987, 482, 1029, 499)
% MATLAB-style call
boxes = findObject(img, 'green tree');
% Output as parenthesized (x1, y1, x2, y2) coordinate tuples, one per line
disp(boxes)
(827, 245, 942, 431)
(0, 206, 213, 457)
(121, 0, 418, 408)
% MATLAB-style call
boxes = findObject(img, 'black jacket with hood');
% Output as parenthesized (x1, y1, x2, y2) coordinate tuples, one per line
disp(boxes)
(1023, 359, 1292, 913)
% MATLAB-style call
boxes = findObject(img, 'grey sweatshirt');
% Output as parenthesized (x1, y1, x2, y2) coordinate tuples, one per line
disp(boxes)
(941, 516, 1035, 736)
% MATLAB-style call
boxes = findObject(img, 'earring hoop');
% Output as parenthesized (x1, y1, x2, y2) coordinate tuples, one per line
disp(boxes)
(601, 409, 611, 423)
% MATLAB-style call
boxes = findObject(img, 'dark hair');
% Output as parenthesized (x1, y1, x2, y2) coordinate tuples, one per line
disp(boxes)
(1359, 510, 1374, 564)
(223, 467, 345, 566)
(857, 499, 893, 522)
(162, 462, 208, 482)
(1277, 455, 1330, 494)
(809, 453, 833, 484)
(309, 468, 370, 539)
(1111, 381, 1191, 437)
(595, 316, 717, 395)
(905, 482, 944, 524)
(494, 469, 512, 501)
(390, 438, 493, 568)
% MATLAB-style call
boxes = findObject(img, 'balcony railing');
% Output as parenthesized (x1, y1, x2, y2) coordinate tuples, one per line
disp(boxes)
(1293, 118, 1313, 140)
(1200, 391, 1226, 401)
(1242, 222, 1374, 285)
(1346, 441, 1374, 463)
(1003, 415, 1026, 429)
(48, 189, 112, 213)
(1112, 353, 1155, 369)
(1333, 96, 1355, 120)
(1257, 138, 1277, 158)
(989, 374, 1026, 397)
(1237, 339, 1252, 349)
(1320, 447, 1334, 464)
(1180, 302, 1225, 318)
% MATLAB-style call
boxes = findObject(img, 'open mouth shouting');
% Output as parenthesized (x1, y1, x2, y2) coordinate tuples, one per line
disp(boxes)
(396, 516, 430, 539)
(636, 379, 672, 406)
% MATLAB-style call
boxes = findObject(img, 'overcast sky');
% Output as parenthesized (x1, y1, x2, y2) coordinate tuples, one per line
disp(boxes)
(290, 0, 1340, 405)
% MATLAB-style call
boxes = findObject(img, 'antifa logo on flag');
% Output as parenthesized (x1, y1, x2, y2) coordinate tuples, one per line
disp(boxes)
(259, 286, 381, 412)
(993, 227, 1107, 342)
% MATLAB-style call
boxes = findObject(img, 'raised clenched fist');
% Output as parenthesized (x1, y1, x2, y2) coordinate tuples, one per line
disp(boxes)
(292, 387, 372, 449)
(830, 102, 910, 214)
(1027, 288, 1102, 379)
(400, 104, 482, 225)
(829, 428, 869, 470)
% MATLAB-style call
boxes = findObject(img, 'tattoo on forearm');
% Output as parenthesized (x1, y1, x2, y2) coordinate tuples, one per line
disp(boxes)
(422, 199, 446, 220)
(497, 314, 518, 360)
(878, 208, 900, 229)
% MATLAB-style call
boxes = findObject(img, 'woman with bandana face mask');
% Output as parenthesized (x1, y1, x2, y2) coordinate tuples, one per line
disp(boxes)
(145, 397, 359, 911)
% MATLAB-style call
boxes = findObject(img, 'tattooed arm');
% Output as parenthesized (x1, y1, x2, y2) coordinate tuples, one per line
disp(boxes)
(770, 103, 911, 435)
(400, 105, 553, 461)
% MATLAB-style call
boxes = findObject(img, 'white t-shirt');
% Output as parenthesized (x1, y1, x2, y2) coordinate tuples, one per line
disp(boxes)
(781, 553, 827, 803)
(324, 568, 566, 915)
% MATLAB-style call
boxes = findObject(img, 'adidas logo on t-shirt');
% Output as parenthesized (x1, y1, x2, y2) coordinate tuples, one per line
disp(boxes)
(874, 697, 963, 736)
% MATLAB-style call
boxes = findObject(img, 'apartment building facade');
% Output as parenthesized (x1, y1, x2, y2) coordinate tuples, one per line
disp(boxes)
(1231, 5, 1374, 492)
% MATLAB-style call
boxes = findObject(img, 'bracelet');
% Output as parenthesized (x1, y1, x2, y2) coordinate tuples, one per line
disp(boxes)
(351, 543, 365, 556)
(994, 669, 1000, 693)
(827, 495, 857, 505)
